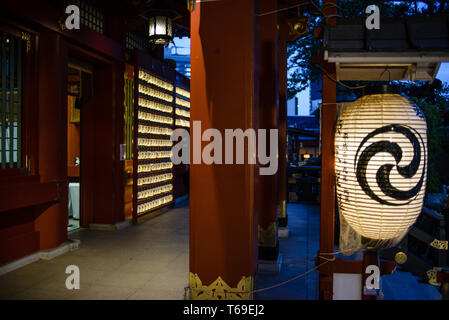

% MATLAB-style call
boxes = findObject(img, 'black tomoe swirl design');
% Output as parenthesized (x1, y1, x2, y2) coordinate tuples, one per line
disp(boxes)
(354, 124, 426, 206)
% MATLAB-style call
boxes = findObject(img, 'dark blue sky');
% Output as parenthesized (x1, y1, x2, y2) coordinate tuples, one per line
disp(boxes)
(437, 63, 449, 84)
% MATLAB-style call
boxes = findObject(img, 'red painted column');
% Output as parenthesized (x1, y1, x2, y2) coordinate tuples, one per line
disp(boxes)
(189, 0, 258, 299)
(318, 0, 337, 300)
(256, 0, 279, 261)
(34, 32, 68, 249)
(278, 21, 288, 228)
(81, 62, 125, 226)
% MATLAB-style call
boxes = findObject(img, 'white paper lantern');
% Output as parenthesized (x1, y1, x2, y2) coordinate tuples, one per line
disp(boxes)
(335, 93, 428, 242)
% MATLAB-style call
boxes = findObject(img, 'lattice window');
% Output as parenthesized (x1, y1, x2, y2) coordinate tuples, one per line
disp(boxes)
(126, 32, 151, 53)
(0, 32, 24, 169)
(64, 0, 104, 34)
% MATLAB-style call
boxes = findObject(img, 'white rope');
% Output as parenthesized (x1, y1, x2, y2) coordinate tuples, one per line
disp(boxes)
(181, 248, 361, 299)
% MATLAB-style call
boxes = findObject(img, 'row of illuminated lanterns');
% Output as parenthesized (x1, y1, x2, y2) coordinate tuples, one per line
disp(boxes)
(138, 111, 173, 125)
(176, 108, 190, 118)
(137, 70, 190, 102)
(137, 183, 173, 201)
(136, 68, 175, 214)
(139, 124, 172, 136)
(175, 119, 190, 128)
(137, 161, 173, 173)
(137, 172, 173, 186)
(139, 69, 174, 92)
(139, 137, 173, 147)
(138, 101, 190, 123)
(176, 87, 190, 99)
(176, 97, 190, 108)
(139, 83, 173, 103)
(138, 150, 172, 160)
(139, 97, 173, 114)
(137, 194, 173, 215)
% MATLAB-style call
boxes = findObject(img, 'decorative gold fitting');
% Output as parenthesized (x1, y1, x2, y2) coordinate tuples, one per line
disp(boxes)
(189, 273, 253, 300)
(187, 0, 196, 13)
(25, 155, 31, 174)
(430, 239, 448, 250)
(427, 268, 442, 287)
(394, 252, 407, 265)
(58, 16, 68, 32)
(278, 200, 286, 219)
(258, 222, 277, 247)
(21, 32, 31, 54)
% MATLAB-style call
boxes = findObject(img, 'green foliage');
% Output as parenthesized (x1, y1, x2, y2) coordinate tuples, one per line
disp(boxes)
(287, 0, 449, 98)
(287, 14, 321, 99)
(287, 1, 449, 194)
(409, 95, 445, 194)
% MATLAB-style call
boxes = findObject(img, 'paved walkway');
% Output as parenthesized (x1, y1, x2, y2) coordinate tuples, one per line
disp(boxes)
(255, 203, 320, 300)
(255, 202, 442, 300)
(0, 200, 442, 300)
(0, 201, 189, 300)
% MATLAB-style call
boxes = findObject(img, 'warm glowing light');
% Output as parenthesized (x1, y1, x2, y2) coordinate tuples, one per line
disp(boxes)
(335, 94, 427, 242)
(148, 16, 173, 45)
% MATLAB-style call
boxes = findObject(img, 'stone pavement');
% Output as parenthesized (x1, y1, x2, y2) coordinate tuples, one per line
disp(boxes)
(255, 202, 442, 300)
(0, 200, 442, 300)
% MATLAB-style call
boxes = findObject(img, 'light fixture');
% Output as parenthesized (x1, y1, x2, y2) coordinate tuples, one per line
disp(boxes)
(282, 7, 309, 42)
(148, 14, 173, 45)
(335, 86, 428, 247)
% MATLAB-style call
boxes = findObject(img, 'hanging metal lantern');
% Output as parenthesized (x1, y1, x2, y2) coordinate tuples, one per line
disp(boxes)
(335, 90, 428, 246)
(148, 14, 173, 45)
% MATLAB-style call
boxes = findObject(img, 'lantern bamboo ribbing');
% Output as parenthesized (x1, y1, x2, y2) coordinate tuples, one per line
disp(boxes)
(335, 94, 428, 243)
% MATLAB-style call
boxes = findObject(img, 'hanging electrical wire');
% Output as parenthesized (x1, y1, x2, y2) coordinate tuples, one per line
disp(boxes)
(378, 67, 392, 82)
(257, 0, 310, 17)
(183, 259, 332, 299)
(182, 247, 365, 300)
(316, 64, 368, 90)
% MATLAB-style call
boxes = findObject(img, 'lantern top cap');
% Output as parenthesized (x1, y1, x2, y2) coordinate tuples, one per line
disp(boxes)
(148, 11, 175, 19)
(146, 0, 177, 19)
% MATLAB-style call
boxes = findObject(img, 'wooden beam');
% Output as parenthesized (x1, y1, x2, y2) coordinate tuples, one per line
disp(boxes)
(0, 181, 59, 213)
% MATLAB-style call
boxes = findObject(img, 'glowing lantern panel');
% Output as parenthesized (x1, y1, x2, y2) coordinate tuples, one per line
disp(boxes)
(149, 16, 173, 45)
(335, 94, 427, 243)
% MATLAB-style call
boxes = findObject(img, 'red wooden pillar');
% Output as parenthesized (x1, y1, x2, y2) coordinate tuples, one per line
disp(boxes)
(34, 32, 68, 249)
(278, 18, 288, 228)
(81, 61, 125, 226)
(189, 1, 258, 299)
(257, 0, 280, 261)
(318, 0, 337, 300)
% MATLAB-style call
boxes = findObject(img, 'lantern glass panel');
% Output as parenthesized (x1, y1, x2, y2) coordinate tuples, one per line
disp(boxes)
(149, 17, 155, 36)
(167, 18, 173, 37)
(155, 16, 167, 35)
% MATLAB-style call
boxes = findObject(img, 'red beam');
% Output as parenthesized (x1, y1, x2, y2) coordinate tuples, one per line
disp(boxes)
(0, 181, 59, 213)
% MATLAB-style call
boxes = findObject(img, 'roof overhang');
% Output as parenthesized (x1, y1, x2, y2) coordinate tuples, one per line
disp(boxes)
(325, 51, 447, 81)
